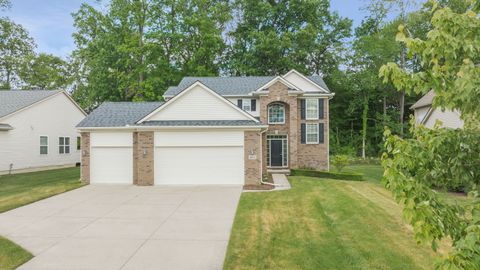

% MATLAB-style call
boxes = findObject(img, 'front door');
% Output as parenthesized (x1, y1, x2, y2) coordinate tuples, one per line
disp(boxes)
(270, 140, 283, 167)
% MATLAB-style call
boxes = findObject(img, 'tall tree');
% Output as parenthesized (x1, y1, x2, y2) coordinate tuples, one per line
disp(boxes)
(0, 18, 36, 89)
(227, 0, 351, 76)
(18, 53, 71, 90)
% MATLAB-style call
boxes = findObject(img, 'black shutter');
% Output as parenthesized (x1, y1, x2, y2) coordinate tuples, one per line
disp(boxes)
(300, 99, 306, 120)
(318, 99, 324, 119)
(301, 123, 306, 144)
(251, 99, 256, 111)
(319, 123, 324, 144)
(237, 99, 242, 108)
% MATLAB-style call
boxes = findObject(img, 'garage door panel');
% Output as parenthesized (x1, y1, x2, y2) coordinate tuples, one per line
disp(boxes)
(155, 146, 244, 185)
(90, 147, 133, 184)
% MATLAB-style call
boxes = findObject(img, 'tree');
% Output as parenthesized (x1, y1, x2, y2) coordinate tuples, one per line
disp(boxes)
(18, 53, 71, 90)
(0, 18, 36, 89)
(380, 1, 480, 267)
(226, 0, 351, 76)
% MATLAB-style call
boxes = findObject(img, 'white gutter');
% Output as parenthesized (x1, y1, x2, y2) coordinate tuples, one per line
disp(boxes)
(77, 125, 269, 132)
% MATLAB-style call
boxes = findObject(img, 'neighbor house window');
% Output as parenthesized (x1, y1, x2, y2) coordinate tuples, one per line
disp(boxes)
(40, 136, 48, 155)
(306, 123, 319, 144)
(306, 99, 319, 120)
(77, 137, 81, 150)
(59, 137, 70, 154)
(268, 103, 285, 124)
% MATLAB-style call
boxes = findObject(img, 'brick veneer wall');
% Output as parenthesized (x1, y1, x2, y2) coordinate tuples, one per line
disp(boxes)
(133, 131, 154, 186)
(244, 131, 262, 185)
(80, 132, 90, 183)
(296, 98, 329, 170)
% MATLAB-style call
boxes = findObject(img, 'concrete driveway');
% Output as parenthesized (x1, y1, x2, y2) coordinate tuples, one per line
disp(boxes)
(0, 185, 242, 270)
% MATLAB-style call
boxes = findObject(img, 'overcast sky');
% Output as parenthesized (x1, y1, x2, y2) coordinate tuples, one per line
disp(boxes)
(1, 0, 369, 58)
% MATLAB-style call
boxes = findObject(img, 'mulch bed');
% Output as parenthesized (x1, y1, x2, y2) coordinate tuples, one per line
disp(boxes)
(243, 184, 274, 191)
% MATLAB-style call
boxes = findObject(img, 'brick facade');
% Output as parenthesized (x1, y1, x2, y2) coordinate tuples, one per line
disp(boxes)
(80, 132, 90, 183)
(133, 131, 154, 186)
(244, 131, 262, 185)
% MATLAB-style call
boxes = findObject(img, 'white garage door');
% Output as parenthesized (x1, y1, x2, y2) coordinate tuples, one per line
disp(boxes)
(90, 132, 133, 184)
(154, 131, 244, 185)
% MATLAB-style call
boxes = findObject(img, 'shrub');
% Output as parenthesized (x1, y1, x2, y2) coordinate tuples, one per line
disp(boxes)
(291, 169, 363, 181)
(331, 155, 351, 172)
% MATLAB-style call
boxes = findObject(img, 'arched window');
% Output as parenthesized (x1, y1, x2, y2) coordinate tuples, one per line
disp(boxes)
(268, 103, 285, 124)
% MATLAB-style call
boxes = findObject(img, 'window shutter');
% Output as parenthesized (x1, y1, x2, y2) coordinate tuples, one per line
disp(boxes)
(319, 123, 324, 144)
(318, 99, 324, 119)
(301, 123, 306, 144)
(251, 99, 256, 111)
(300, 99, 306, 120)
(237, 99, 242, 108)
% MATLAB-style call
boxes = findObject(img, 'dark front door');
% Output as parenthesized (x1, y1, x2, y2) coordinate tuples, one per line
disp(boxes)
(270, 140, 283, 167)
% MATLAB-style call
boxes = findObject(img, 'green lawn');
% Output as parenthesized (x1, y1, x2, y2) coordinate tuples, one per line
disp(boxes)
(0, 167, 84, 213)
(0, 167, 84, 269)
(224, 166, 447, 270)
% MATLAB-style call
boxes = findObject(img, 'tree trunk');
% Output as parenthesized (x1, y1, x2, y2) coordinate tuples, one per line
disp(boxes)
(362, 96, 368, 159)
(399, 45, 406, 135)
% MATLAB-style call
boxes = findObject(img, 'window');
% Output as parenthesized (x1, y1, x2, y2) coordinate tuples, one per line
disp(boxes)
(40, 136, 48, 155)
(59, 137, 70, 154)
(77, 137, 81, 150)
(242, 99, 251, 111)
(306, 99, 319, 120)
(268, 103, 285, 124)
(306, 123, 319, 144)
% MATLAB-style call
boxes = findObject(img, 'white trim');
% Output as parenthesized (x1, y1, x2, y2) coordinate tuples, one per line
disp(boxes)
(138, 81, 259, 123)
(253, 76, 299, 93)
(267, 103, 286, 124)
(0, 91, 86, 122)
(305, 98, 319, 120)
(305, 123, 319, 144)
(283, 69, 330, 94)
(78, 125, 268, 132)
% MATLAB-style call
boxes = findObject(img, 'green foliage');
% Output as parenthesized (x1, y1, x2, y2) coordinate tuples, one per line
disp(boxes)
(291, 168, 363, 181)
(18, 53, 71, 90)
(0, 17, 36, 89)
(226, 0, 351, 76)
(380, 1, 480, 267)
(332, 155, 351, 173)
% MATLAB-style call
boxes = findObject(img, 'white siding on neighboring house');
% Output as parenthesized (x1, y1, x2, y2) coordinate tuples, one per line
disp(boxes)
(424, 108, 464, 129)
(414, 106, 430, 125)
(154, 130, 244, 185)
(283, 71, 324, 92)
(147, 85, 250, 121)
(0, 93, 85, 173)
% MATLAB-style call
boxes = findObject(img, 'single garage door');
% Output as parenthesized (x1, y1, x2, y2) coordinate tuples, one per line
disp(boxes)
(90, 132, 133, 184)
(154, 131, 244, 185)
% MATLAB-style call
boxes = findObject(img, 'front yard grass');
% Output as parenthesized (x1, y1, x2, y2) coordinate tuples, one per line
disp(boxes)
(0, 167, 84, 213)
(224, 170, 446, 269)
(0, 167, 84, 269)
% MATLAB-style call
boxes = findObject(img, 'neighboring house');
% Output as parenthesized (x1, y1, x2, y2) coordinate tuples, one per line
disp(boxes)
(77, 69, 334, 186)
(411, 90, 464, 129)
(0, 90, 87, 174)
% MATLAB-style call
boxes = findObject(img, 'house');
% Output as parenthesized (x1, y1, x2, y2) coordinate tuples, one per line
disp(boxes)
(76, 70, 334, 185)
(411, 90, 464, 129)
(0, 90, 86, 174)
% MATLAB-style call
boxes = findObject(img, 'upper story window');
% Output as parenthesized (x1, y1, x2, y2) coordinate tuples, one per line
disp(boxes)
(306, 99, 319, 120)
(238, 99, 256, 112)
(40, 136, 48, 155)
(268, 103, 285, 124)
(59, 137, 70, 154)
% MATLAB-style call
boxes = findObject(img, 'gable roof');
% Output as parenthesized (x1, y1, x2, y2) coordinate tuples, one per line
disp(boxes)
(0, 90, 61, 119)
(164, 75, 330, 97)
(140, 81, 259, 123)
(411, 90, 435, 109)
(76, 102, 164, 127)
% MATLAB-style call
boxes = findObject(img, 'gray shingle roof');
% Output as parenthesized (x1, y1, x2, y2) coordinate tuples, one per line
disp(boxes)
(164, 75, 329, 97)
(0, 90, 61, 119)
(76, 102, 164, 127)
(138, 120, 263, 127)
(411, 90, 435, 109)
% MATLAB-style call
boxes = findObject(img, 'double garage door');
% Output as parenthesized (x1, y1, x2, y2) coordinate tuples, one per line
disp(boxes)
(89, 131, 244, 185)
